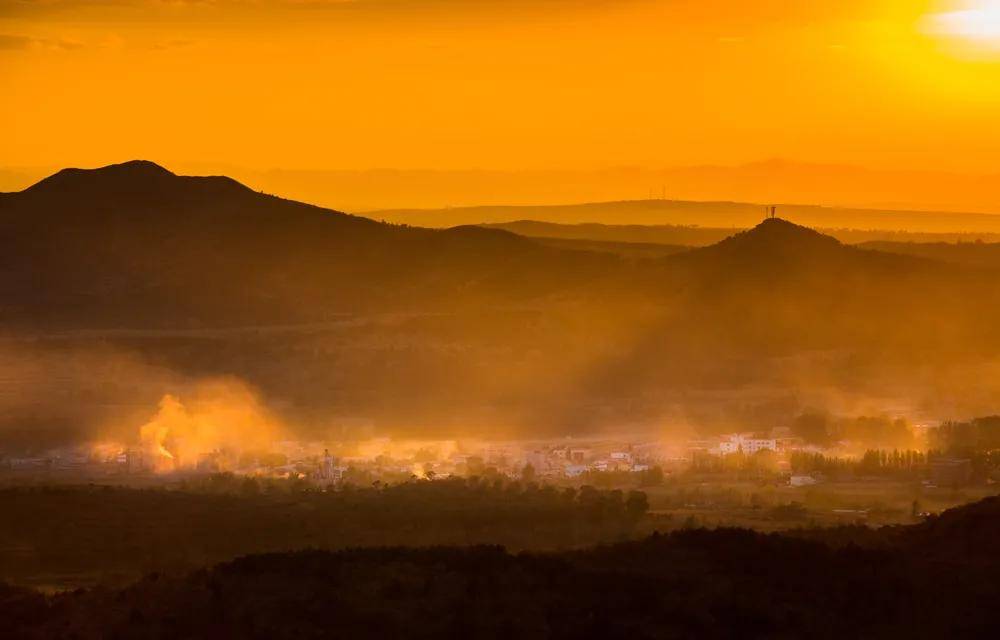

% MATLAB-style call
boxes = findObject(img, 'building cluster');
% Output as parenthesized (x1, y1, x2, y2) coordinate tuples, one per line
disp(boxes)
(306, 439, 670, 484)
(517, 442, 663, 478)
(0, 444, 149, 476)
(0, 424, 981, 490)
(0, 437, 673, 484)
(697, 428, 810, 457)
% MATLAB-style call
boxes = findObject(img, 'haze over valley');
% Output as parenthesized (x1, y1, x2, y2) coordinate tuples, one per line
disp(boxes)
(4, 154, 1000, 640)
(6, 161, 1000, 450)
(5, 1, 1000, 636)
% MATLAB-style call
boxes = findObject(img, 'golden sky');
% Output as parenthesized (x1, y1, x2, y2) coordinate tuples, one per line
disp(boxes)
(2, 0, 1000, 174)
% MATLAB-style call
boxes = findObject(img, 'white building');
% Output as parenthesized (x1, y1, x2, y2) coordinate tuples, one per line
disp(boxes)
(790, 475, 819, 487)
(319, 449, 339, 481)
(716, 434, 777, 456)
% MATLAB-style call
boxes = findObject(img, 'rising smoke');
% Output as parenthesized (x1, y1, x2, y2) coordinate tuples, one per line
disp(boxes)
(137, 379, 283, 472)
(0, 340, 284, 459)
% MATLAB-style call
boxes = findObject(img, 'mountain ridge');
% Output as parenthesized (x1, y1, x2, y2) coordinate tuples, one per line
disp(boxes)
(0, 161, 614, 329)
(0, 161, 975, 332)
(19, 159, 255, 201)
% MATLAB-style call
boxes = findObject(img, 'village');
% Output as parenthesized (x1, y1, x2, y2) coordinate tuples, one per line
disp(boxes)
(0, 422, 982, 494)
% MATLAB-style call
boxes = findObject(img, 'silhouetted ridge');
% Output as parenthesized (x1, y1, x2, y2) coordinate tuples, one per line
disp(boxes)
(666, 217, 858, 275)
(0, 162, 978, 337)
(441, 224, 531, 246)
(20, 159, 253, 200)
(901, 495, 1000, 564)
(713, 217, 842, 254)
(24, 160, 173, 192)
(0, 161, 620, 328)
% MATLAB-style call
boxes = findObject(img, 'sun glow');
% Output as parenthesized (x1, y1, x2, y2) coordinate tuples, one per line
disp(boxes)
(926, 1, 1000, 48)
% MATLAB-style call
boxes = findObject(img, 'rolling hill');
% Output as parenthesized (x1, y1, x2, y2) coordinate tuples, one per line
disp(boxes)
(0, 161, 615, 329)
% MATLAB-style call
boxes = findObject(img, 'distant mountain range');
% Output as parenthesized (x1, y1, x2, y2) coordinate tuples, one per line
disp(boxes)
(374, 199, 1000, 234)
(6, 159, 1000, 215)
(480, 220, 1000, 248)
(4, 161, 1000, 436)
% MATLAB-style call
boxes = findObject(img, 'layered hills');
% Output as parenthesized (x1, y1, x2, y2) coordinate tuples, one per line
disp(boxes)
(3, 162, 1000, 436)
(481, 219, 1000, 248)
(373, 198, 1000, 233)
(1, 161, 991, 334)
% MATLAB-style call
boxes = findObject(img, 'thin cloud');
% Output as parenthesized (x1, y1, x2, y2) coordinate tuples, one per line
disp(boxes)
(0, 34, 32, 49)
(2, 0, 634, 16)
(148, 37, 196, 50)
(0, 32, 84, 51)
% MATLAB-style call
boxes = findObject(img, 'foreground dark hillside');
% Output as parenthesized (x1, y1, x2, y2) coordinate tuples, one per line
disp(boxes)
(3, 496, 999, 639)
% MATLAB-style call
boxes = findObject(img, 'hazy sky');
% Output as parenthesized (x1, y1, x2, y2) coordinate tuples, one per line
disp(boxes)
(2, 0, 1000, 173)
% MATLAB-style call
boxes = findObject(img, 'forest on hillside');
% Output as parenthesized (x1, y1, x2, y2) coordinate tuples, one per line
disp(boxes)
(3, 496, 999, 639)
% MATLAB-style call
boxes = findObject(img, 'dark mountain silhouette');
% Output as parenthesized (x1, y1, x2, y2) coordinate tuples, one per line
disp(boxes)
(3, 162, 978, 333)
(21, 159, 247, 200)
(2, 161, 997, 360)
(0, 161, 614, 328)
(671, 217, 849, 273)
(664, 217, 940, 281)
